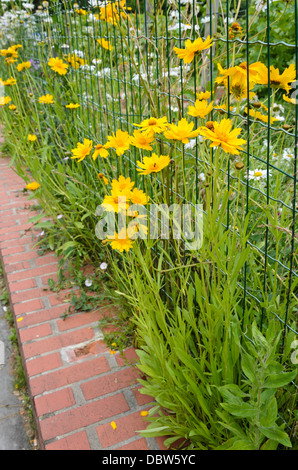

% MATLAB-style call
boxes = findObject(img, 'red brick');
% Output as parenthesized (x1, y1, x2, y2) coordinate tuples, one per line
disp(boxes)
(115, 347, 139, 367)
(132, 386, 154, 406)
(116, 438, 150, 450)
(56, 310, 110, 332)
(4, 261, 31, 273)
(35, 254, 58, 267)
(15, 305, 68, 328)
(48, 291, 72, 307)
(65, 340, 109, 363)
(40, 393, 129, 441)
(0, 235, 32, 249)
(3, 251, 38, 264)
(34, 388, 75, 416)
(0, 215, 30, 229)
(11, 288, 45, 303)
(26, 352, 62, 377)
(29, 356, 110, 395)
(0, 222, 33, 236)
(81, 367, 141, 401)
(19, 323, 52, 343)
(1, 245, 25, 256)
(8, 278, 37, 292)
(14, 298, 44, 316)
(7, 265, 58, 282)
(45, 431, 91, 450)
(96, 410, 149, 448)
(22, 326, 95, 359)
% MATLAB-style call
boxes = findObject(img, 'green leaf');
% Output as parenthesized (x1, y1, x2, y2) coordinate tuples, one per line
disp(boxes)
(262, 370, 297, 389)
(260, 439, 279, 450)
(34, 220, 54, 229)
(59, 241, 78, 252)
(226, 439, 256, 450)
(221, 403, 259, 418)
(241, 353, 256, 383)
(48, 234, 55, 251)
(28, 213, 44, 224)
(259, 426, 292, 448)
(259, 396, 278, 427)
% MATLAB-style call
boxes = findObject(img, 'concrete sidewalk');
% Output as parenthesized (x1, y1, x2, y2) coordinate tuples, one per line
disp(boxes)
(0, 301, 31, 450)
(0, 156, 165, 450)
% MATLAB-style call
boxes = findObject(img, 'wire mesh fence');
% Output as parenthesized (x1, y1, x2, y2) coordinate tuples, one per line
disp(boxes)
(17, 0, 296, 338)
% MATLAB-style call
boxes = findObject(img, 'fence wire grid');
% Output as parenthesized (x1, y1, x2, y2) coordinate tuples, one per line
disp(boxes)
(2, 0, 297, 427)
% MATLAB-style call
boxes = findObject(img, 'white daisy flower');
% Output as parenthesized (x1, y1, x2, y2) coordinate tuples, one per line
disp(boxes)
(246, 169, 271, 181)
(184, 139, 197, 150)
(282, 148, 295, 162)
(100, 262, 108, 270)
(85, 279, 93, 287)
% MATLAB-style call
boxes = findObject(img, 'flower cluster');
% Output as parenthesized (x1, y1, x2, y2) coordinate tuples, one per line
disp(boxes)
(101, 175, 149, 252)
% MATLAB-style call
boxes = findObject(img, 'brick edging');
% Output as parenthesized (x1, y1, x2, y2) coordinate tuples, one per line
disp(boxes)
(0, 157, 165, 451)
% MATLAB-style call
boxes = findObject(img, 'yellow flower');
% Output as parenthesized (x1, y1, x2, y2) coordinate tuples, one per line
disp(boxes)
(0, 96, 11, 106)
(17, 61, 31, 72)
(140, 411, 149, 417)
(5, 57, 17, 66)
(256, 64, 296, 94)
(197, 90, 211, 100)
(65, 103, 80, 109)
(0, 45, 21, 59)
(48, 57, 68, 75)
(26, 182, 40, 191)
(105, 129, 131, 156)
(133, 116, 168, 137)
(130, 187, 149, 205)
(216, 62, 263, 87)
(97, 173, 109, 185)
(75, 8, 88, 15)
(97, 38, 113, 51)
(283, 94, 297, 105)
(101, 187, 132, 213)
(244, 107, 277, 125)
(110, 421, 117, 430)
(66, 53, 85, 69)
(213, 103, 235, 114)
(28, 134, 37, 142)
(107, 228, 134, 253)
(215, 62, 257, 100)
(92, 143, 109, 160)
(99, 1, 128, 25)
(229, 22, 243, 40)
(9, 104, 17, 111)
(71, 138, 93, 162)
(188, 99, 214, 119)
(199, 118, 246, 155)
(2, 77, 17, 86)
(173, 35, 213, 64)
(164, 118, 201, 144)
(39, 94, 54, 104)
(111, 175, 135, 193)
(137, 153, 170, 175)
(129, 129, 155, 150)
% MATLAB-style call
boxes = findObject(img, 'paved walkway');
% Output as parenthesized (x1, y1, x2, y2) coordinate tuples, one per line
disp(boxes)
(0, 301, 32, 450)
(0, 156, 164, 450)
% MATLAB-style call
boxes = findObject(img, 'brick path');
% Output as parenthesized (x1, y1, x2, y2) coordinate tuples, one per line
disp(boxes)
(0, 156, 164, 451)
